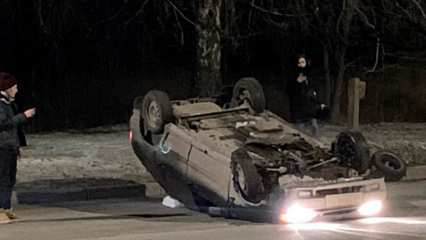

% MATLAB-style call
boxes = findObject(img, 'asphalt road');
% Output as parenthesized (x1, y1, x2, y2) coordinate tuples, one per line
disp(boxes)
(2, 180, 426, 240)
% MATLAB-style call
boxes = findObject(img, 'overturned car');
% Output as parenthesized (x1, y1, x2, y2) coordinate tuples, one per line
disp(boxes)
(130, 78, 404, 223)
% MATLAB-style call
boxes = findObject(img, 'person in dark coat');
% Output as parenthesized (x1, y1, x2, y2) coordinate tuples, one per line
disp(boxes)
(0, 72, 35, 222)
(287, 55, 326, 137)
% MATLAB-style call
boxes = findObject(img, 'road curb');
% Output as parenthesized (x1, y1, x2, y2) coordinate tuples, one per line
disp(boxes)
(14, 184, 146, 204)
(404, 165, 426, 181)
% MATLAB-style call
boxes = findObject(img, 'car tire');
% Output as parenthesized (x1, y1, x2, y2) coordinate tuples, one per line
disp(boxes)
(231, 77, 266, 113)
(372, 150, 406, 182)
(336, 131, 370, 174)
(142, 90, 173, 134)
(231, 148, 264, 203)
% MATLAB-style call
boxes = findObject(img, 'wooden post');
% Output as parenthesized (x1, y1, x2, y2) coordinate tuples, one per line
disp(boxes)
(348, 77, 366, 129)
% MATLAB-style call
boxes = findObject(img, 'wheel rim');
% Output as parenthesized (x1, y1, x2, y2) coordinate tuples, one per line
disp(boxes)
(236, 164, 247, 193)
(382, 155, 401, 170)
(237, 89, 252, 106)
(147, 101, 161, 129)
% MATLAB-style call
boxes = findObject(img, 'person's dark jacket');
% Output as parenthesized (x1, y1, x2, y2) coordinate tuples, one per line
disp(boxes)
(287, 71, 320, 123)
(0, 93, 27, 151)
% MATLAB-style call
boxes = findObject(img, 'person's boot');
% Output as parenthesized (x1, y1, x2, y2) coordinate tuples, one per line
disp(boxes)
(0, 209, 12, 224)
(4, 209, 17, 220)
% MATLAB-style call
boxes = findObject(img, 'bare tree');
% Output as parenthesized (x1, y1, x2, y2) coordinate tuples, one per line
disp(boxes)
(196, 0, 223, 97)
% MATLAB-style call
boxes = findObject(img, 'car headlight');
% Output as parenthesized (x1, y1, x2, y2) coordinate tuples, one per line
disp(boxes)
(281, 204, 317, 224)
(297, 190, 313, 198)
(358, 200, 383, 216)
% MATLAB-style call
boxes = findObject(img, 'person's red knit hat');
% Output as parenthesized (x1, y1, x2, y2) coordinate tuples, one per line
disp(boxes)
(0, 72, 17, 91)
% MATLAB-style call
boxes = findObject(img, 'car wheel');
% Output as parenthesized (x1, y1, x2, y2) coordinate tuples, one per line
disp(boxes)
(230, 77, 266, 113)
(142, 90, 173, 134)
(336, 131, 370, 174)
(231, 148, 264, 203)
(372, 150, 406, 182)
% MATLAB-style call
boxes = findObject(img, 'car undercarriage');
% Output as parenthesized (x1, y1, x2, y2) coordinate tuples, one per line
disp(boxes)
(130, 77, 406, 223)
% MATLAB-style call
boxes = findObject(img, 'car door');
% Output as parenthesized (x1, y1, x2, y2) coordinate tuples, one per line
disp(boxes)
(162, 124, 193, 176)
(186, 138, 231, 203)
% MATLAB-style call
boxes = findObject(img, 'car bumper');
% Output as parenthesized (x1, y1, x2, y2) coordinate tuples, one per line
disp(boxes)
(279, 178, 387, 223)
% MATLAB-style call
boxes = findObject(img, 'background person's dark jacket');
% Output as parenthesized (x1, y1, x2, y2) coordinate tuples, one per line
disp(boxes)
(287, 73, 320, 123)
(0, 94, 27, 151)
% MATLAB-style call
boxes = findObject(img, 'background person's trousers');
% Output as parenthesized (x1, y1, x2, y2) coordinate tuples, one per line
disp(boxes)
(295, 118, 320, 138)
(0, 148, 17, 209)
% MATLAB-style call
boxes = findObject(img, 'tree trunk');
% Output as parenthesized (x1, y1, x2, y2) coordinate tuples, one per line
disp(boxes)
(331, 51, 347, 121)
(331, 0, 358, 121)
(196, 0, 223, 97)
(322, 43, 331, 106)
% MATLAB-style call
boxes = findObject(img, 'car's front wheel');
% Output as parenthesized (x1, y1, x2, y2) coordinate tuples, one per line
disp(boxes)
(336, 131, 370, 174)
(372, 150, 406, 181)
(230, 77, 266, 113)
(142, 90, 173, 134)
(231, 148, 265, 204)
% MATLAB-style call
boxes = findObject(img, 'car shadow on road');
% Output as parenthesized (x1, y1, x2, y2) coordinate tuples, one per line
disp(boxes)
(15, 177, 148, 204)
(13, 178, 214, 223)
(14, 178, 274, 225)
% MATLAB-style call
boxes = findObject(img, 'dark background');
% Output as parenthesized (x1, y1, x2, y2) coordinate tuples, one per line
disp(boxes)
(0, 0, 425, 131)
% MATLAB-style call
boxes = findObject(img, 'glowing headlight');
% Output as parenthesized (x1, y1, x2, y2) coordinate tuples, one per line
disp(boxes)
(358, 200, 382, 216)
(281, 204, 317, 224)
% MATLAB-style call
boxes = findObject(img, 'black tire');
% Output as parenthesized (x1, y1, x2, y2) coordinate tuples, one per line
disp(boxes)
(133, 95, 148, 138)
(336, 131, 370, 174)
(133, 96, 144, 110)
(231, 148, 264, 203)
(142, 90, 173, 134)
(372, 150, 406, 182)
(215, 85, 234, 108)
(231, 77, 266, 113)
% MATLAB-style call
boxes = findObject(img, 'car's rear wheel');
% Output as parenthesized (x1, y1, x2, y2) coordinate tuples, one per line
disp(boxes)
(372, 150, 406, 181)
(336, 131, 370, 174)
(142, 90, 173, 134)
(230, 77, 265, 113)
(231, 148, 264, 204)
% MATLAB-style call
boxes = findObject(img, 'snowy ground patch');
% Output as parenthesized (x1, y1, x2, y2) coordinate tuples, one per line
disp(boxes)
(16, 123, 426, 193)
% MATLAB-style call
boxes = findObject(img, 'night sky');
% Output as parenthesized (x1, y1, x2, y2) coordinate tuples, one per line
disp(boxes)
(0, 0, 425, 131)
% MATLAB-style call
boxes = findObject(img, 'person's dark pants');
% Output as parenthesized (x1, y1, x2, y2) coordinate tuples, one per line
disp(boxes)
(295, 118, 320, 138)
(0, 148, 17, 210)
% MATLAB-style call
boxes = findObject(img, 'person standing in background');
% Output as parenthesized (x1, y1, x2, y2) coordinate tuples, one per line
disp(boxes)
(0, 72, 35, 223)
(287, 55, 326, 137)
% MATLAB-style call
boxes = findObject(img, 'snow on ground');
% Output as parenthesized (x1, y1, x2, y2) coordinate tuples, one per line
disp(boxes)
(16, 123, 426, 190)
(17, 125, 151, 189)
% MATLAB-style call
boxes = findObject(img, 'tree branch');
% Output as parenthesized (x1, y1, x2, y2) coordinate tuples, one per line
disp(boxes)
(166, 0, 197, 28)
(353, 4, 376, 29)
(173, 4, 185, 45)
(411, 0, 426, 18)
(125, 0, 151, 26)
(367, 37, 381, 72)
(250, 1, 299, 17)
(95, 1, 128, 26)
(34, 0, 48, 35)
(336, 0, 347, 37)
